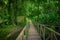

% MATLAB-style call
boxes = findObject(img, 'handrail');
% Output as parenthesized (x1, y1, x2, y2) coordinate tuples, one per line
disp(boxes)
(42, 25, 60, 36)
(16, 23, 30, 40)
(34, 22, 60, 40)
(35, 22, 60, 36)
(16, 25, 27, 40)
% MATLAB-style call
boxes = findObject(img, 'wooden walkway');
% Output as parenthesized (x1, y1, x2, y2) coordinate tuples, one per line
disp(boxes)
(16, 21, 60, 40)
(28, 22, 40, 40)
(16, 21, 41, 40)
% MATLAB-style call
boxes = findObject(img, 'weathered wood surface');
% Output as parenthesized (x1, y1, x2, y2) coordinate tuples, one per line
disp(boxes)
(41, 25, 60, 36)
(16, 25, 27, 40)
(28, 22, 41, 40)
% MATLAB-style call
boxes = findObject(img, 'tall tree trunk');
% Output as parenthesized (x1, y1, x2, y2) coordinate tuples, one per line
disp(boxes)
(13, 0, 17, 25)
(8, 0, 12, 24)
(58, 0, 60, 23)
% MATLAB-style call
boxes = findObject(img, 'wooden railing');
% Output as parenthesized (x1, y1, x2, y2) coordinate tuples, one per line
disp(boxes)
(6, 21, 60, 40)
(34, 22, 60, 40)
(16, 22, 30, 40)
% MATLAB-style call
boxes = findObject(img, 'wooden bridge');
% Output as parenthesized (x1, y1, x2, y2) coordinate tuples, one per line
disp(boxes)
(15, 21, 60, 40)
(16, 21, 41, 40)
(6, 21, 60, 40)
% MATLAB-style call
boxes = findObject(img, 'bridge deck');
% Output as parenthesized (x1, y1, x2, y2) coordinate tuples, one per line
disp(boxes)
(28, 22, 40, 40)
(16, 22, 41, 40)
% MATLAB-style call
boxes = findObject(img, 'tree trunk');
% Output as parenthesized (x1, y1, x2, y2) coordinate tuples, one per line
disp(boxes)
(8, 0, 12, 24)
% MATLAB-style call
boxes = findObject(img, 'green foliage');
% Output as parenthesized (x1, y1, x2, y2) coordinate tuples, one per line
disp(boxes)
(27, 0, 59, 26)
(0, 0, 26, 40)
(0, 0, 60, 40)
(39, 13, 58, 25)
(0, 25, 21, 40)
